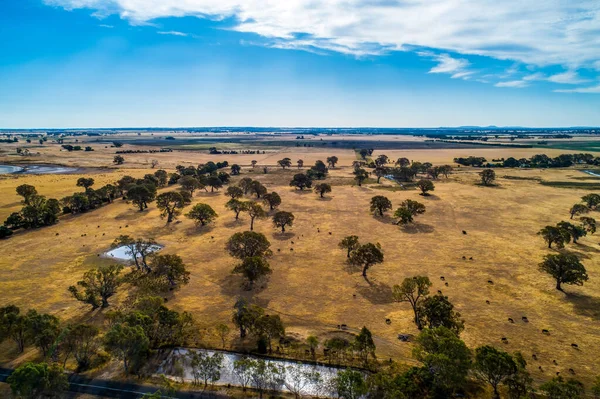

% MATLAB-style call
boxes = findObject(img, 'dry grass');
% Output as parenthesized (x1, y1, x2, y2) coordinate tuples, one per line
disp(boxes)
(1, 142, 600, 389)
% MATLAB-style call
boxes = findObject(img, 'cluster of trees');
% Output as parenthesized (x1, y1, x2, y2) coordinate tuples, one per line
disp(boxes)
(2, 184, 62, 237)
(369, 196, 427, 224)
(228, 231, 273, 289)
(536, 195, 597, 291)
(232, 298, 285, 354)
(455, 153, 600, 168)
(288, 160, 330, 190)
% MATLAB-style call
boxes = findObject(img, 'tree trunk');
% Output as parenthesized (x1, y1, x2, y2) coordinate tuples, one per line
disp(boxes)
(379, 209, 383, 216)
(250, 218, 254, 231)
(320, 192, 324, 198)
(235, 211, 240, 220)
(556, 280, 562, 291)
(281, 226, 285, 233)
(167, 212, 174, 223)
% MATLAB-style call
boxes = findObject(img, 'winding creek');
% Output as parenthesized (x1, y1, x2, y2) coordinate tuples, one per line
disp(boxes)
(0, 164, 78, 174)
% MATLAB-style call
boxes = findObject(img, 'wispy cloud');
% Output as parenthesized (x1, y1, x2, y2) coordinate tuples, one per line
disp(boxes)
(43, 0, 600, 70)
(495, 80, 529, 88)
(418, 52, 473, 80)
(547, 70, 589, 85)
(98, 24, 113, 28)
(157, 30, 188, 37)
(555, 85, 600, 94)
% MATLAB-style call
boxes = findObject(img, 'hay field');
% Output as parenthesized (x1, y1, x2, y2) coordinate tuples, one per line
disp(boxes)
(0, 143, 599, 387)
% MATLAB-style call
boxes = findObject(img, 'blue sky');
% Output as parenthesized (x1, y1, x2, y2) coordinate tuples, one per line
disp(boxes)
(1, 0, 599, 128)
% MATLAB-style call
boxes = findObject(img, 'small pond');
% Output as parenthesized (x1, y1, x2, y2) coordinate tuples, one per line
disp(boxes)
(104, 245, 162, 261)
(0, 164, 78, 174)
(159, 348, 353, 397)
(582, 170, 600, 177)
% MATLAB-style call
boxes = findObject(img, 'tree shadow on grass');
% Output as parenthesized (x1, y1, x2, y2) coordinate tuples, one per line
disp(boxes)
(183, 224, 215, 237)
(356, 281, 394, 305)
(400, 223, 435, 234)
(0, 201, 21, 209)
(224, 219, 245, 228)
(572, 242, 600, 255)
(114, 209, 149, 221)
(290, 189, 313, 195)
(219, 274, 270, 302)
(565, 292, 600, 320)
(272, 232, 295, 241)
(317, 196, 333, 201)
(420, 194, 441, 201)
(373, 214, 398, 225)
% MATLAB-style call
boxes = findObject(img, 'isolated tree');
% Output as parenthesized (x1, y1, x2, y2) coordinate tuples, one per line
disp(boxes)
(370, 195, 393, 217)
(570, 203, 589, 219)
(557, 221, 587, 243)
(186, 203, 217, 226)
(16, 184, 38, 205)
(278, 158, 292, 169)
(151, 254, 190, 288)
(354, 168, 369, 186)
(393, 276, 432, 329)
(580, 216, 597, 234)
(420, 295, 465, 335)
(226, 199, 247, 220)
(439, 165, 453, 178)
(179, 176, 201, 196)
(334, 369, 368, 399)
(104, 323, 149, 374)
(189, 351, 224, 388)
(354, 326, 376, 366)
(539, 376, 585, 399)
(374, 166, 389, 183)
(232, 298, 264, 338)
(396, 157, 410, 167)
(417, 179, 435, 195)
(314, 183, 332, 198)
(7, 362, 68, 399)
(539, 253, 588, 291)
(226, 186, 244, 199)
(308, 160, 328, 180)
(239, 177, 254, 194)
(215, 324, 230, 348)
(538, 225, 571, 249)
(290, 173, 312, 190)
(113, 155, 125, 165)
(394, 199, 426, 224)
(207, 175, 223, 192)
(326, 156, 339, 168)
(474, 346, 518, 399)
(112, 235, 140, 268)
(69, 264, 123, 309)
(0, 305, 28, 352)
(413, 327, 472, 394)
(231, 164, 241, 175)
(127, 184, 156, 211)
(251, 160, 258, 168)
(359, 149, 369, 159)
(26, 309, 60, 357)
(581, 193, 600, 209)
(150, 159, 159, 168)
(61, 324, 100, 371)
(339, 235, 360, 258)
(306, 335, 319, 359)
(251, 181, 267, 198)
(272, 211, 295, 233)
(479, 169, 496, 186)
(76, 177, 95, 189)
(226, 231, 272, 259)
(297, 159, 304, 169)
(156, 192, 186, 223)
(349, 243, 384, 280)
(263, 192, 282, 210)
(232, 256, 272, 290)
(246, 203, 267, 231)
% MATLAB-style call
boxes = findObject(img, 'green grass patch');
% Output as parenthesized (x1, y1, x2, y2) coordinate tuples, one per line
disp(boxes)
(539, 181, 600, 190)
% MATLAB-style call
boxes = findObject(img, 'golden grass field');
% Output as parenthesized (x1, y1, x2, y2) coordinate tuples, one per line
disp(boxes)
(1, 138, 599, 390)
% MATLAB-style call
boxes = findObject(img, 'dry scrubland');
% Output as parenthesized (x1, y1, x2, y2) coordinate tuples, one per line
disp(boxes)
(1, 142, 600, 388)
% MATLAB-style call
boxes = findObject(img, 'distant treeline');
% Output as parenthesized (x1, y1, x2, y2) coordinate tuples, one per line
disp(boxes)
(454, 153, 600, 168)
(209, 147, 265, 155)
(116, 149, 173, 154)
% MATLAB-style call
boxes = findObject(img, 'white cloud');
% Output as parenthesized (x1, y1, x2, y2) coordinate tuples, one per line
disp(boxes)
(43, 0, 600, 71)
(547, 70, 589, 85)
(417, 52, 472, 80)
(98, 24, 113, 28)
(495, 80, 529, 88)
(157, 30, 188, 36)
(555, 85, 600, 94)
